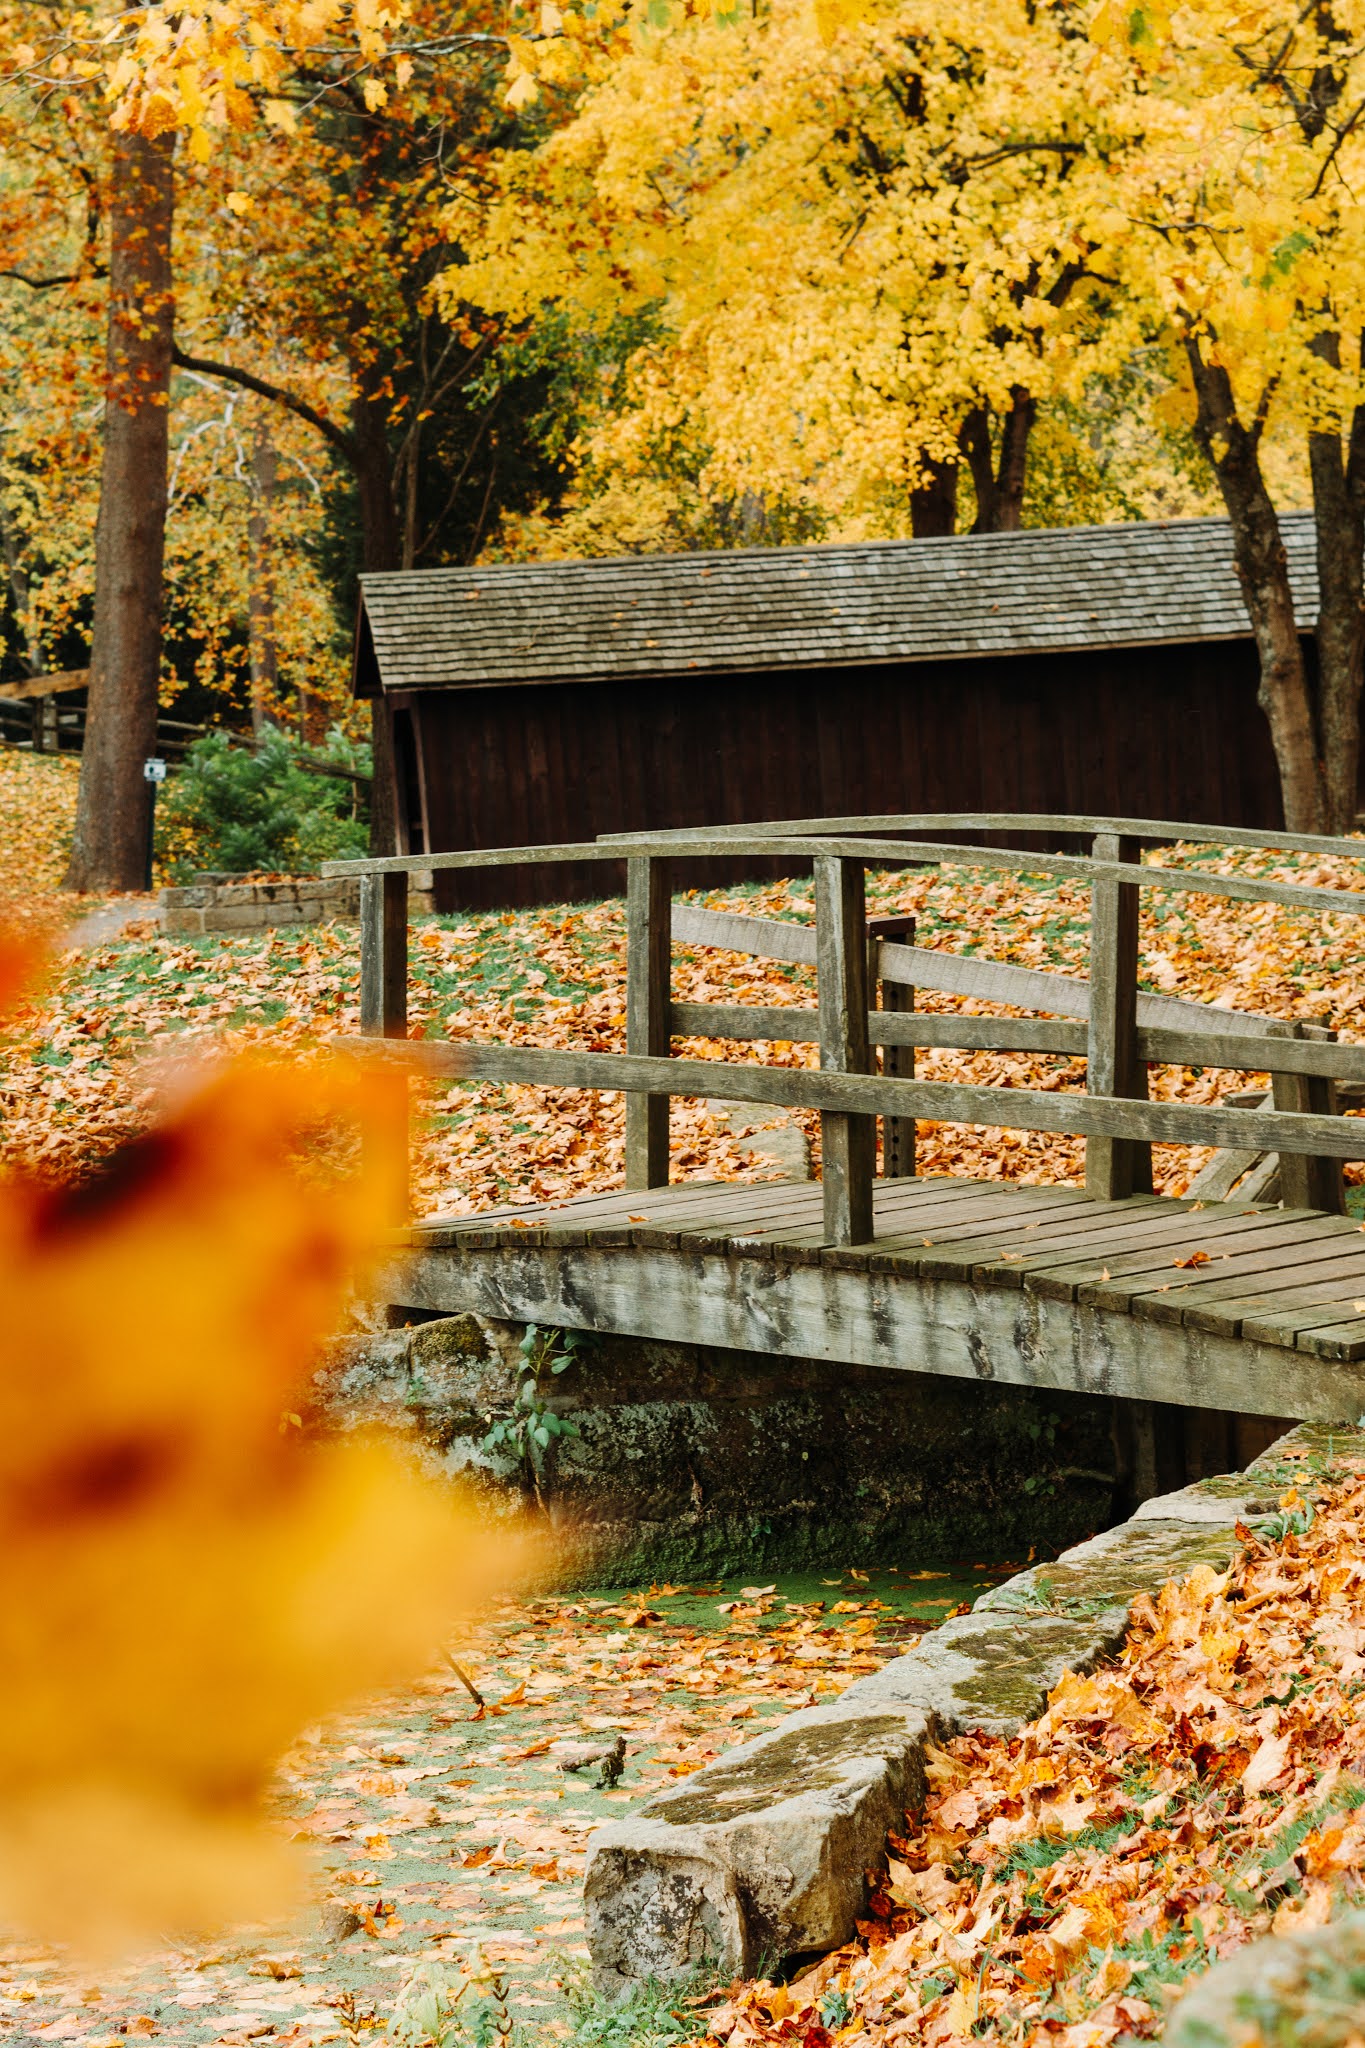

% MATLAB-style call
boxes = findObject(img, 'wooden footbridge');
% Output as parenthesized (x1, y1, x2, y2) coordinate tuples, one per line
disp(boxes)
(327, 813, 1365, 1425)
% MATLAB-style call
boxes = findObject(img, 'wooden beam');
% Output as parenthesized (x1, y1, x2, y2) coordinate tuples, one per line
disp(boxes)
(395, 1240, 1365, 1418)
(672, 904, 1280, 1041)
(815, 855, 875, 1245)
(607, 809, 1365, 864)
(1086, 831, 1153, 1200)
(325, 833, 1365, 921)
(625, 856, 671, 1189)
(1270, 1021, 1346, 1215)
(0, 669, 90, 703)
(670, 1003, 1088, 1055)
(869, 915, 916, 1179)
(360, 1039, 1365, 1157)
(359, 871, 408, 1038)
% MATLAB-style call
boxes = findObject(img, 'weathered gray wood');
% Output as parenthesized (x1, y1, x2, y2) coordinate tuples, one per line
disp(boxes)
(672, 905, 816, 966)
(1268, 1021, 1346, 1215)
(815, 855, 874, 1246)
(609, 810, 1365, 864)
(674, 905, 1282, 1044)
(868, 917, 916, 1178)
(625, 856, 671, 1190)
(328, 831, 1365, 923)
(359, 871, 408, 1038)
(395, 1238, 1365, 1407)
(357, 1037, 1365, 1158)
(1086, 832, 1153, 1201)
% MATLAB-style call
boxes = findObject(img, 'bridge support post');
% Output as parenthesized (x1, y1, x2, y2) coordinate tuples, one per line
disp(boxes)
(360, 868, 409, 1217)
(626, 855, 671, 1189)
(816, 854, 875, 1244)
(1269, 1020, 1346, 1214)
(1086, 832, 1153, 1202)
(360, 871, 408, 1038)
(868, 915, 916, 1179)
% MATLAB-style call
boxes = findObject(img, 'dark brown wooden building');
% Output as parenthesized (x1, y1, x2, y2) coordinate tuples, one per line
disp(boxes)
(353, 513, 1320, 909)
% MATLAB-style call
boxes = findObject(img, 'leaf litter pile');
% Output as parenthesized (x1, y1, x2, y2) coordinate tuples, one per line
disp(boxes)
(713, 1453, 1365, 2048)
(0, 1568, 997, 2045)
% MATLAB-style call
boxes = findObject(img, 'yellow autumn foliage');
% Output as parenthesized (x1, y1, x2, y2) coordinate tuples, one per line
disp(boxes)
(0, 961, 524, 1954)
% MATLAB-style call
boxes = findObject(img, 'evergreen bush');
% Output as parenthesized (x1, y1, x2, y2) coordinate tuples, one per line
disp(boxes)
(155, 726, 370, 881)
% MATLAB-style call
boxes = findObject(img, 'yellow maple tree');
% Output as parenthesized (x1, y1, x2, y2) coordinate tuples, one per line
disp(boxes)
(1090, 0, 1365, 834)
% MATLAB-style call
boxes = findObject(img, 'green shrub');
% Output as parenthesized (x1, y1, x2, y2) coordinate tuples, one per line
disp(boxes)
(156, 727, 370, 881)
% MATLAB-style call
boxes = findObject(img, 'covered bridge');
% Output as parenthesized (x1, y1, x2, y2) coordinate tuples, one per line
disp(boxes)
(353, 512, 1322, 910)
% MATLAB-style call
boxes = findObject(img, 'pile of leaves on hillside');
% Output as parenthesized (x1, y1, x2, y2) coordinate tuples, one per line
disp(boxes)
(0, 750, 78, 926)
(154, 727, 370, 881)
(709, 1454, 1365, 2048)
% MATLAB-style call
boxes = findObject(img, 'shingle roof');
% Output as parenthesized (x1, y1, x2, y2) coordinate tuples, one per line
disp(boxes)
(355, 512, 1318, 695)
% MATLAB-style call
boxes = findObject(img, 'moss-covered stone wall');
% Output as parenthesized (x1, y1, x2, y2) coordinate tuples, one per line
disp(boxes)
(312, 1313, 1129, 1582)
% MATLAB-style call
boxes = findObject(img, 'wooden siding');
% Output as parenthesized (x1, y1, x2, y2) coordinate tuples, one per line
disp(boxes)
(409, 638, 1287, 911)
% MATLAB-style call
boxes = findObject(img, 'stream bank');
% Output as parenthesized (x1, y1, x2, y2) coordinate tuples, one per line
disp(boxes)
(315, 1311, 1287, 1584)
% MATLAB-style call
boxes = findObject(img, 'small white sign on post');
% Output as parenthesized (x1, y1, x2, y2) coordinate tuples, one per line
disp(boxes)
(143, 757, 167, 783)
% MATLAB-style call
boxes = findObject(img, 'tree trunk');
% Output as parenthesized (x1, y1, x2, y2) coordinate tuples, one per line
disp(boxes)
(1185, 338, 1326, 835)
(1309, 333, 1365, 835)
(65, 130, 175, 893)
(246, 413, 281, 736)
(960, 391, 1036, 532)
(909, 456, 958, 536)
(352, 384, 400, 856)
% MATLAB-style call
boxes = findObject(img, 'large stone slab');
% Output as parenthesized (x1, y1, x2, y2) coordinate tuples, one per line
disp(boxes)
(583, 1436, 1311, 1994)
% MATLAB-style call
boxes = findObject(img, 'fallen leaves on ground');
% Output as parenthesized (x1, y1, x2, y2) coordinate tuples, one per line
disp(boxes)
(710, 1459, 1365, 2048)
(0, 1569, 988, 2042)
(2, 752, 1364, 1208)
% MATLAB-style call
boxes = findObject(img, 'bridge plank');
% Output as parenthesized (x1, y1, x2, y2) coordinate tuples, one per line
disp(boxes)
(1017, 1208, 1298, 1300)
(824, 1193, 1120, 1273)
(1172, 1274, 1365, 1340)
(1036, 1213, 1336, 1306)
(1291, 1319, 1365, 1360)
(1141, 1241, 1365, 1326)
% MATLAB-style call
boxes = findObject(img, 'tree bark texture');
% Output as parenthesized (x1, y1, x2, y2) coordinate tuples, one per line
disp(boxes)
(65, 130, 175, 893)
(353, 381, 401, 856)
(909, 456, 958, 536)
(960, 391, 1035, 532)
(246, 413, 281, 735)
(1308, 332, 1365, 835)
(1185, 338, 1327, 835)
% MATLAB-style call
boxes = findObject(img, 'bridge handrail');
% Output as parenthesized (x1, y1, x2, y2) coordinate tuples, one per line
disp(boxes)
(325, 831, 1365, 922)
(602, 809, 1365, 862)
(334, 813, 1365, 1242)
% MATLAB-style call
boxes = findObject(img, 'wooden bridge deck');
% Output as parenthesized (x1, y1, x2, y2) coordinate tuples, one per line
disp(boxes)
(389, 1176, 1365, 1422)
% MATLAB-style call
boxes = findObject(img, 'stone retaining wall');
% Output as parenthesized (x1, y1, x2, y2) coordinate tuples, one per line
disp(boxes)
(160, 868, 435, 935)
(313, 1311, 1118, 1584)
(582, 1422, 1357, 1993)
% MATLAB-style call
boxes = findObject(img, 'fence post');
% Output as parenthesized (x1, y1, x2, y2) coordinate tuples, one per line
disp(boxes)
(868, 914, 916, 1179)
(359, 869, 409, 1219)
(816, 854, 875, 1245)
(625, 854, 671, 1189)
(360, 871, 408, 1038)
(1269, 1019, 1345, 1214)
(1086, 831, 1153, 1201)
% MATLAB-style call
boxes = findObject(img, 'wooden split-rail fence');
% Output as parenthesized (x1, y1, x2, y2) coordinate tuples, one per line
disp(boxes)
(326, 812, 1365, 1417)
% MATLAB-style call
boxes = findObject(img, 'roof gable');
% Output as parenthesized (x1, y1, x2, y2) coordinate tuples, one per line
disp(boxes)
(356, 512, 1318, 695)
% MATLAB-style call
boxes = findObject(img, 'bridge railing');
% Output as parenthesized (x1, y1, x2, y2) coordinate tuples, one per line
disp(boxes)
(324, 814, 1365, 1245)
